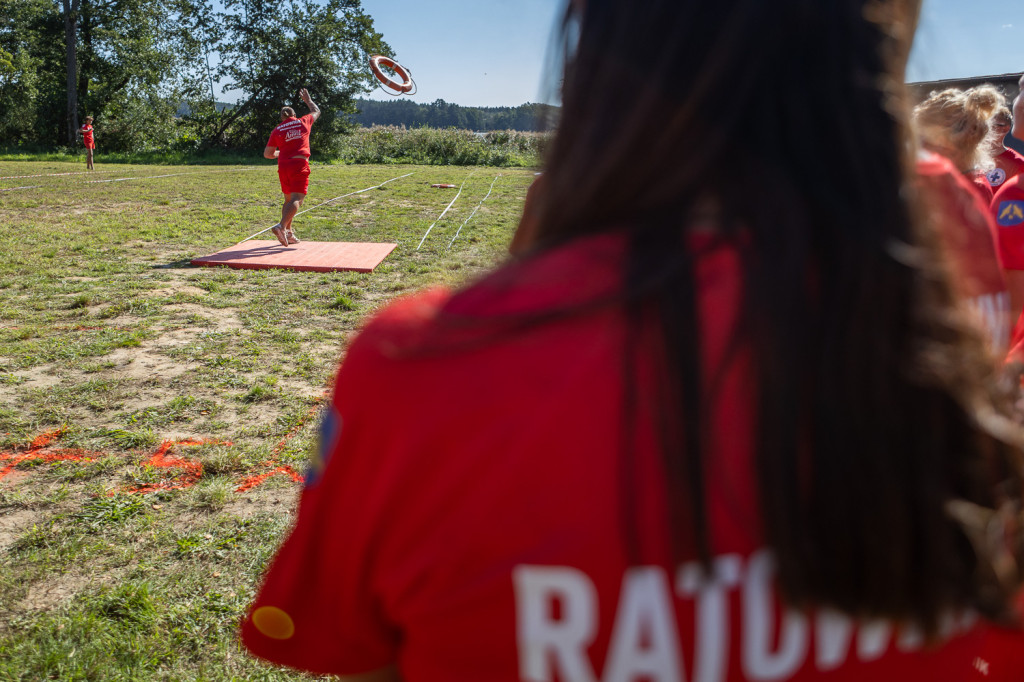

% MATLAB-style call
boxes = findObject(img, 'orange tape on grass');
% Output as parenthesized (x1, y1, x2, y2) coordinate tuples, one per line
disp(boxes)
(121, 438, 227, 495)
(234, 392, 329, 493)
(0, 429, 101, 482)
(235, 466, 304, 493)
(3, 393, 329, 494)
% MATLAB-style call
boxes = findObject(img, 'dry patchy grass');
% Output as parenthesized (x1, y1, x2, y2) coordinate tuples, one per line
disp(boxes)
(0, 159, 534, 680)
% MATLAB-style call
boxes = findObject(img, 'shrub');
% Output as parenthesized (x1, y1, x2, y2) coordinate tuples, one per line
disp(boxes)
(332, 126, 547, 166)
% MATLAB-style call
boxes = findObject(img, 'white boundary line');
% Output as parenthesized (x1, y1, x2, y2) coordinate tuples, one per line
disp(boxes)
(85, 167, 264, 184)
(417, 172, 474, 250)
(239, 172, 416, 243)
(0, 166, 267, 191)
(294, 172, 415, 218)
(0, 168, 135, 181)
(447, 174, 500, 249)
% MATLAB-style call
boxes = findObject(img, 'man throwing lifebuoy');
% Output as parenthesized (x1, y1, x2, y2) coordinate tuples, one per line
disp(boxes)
(263, 88, 320, 247)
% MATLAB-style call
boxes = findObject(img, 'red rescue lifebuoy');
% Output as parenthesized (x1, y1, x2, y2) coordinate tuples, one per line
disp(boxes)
(369, 55, 414, 94)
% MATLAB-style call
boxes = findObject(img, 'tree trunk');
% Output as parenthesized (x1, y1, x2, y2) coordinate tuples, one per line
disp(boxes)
(77, 0, 91, 116)
(63, 0, 81, 145)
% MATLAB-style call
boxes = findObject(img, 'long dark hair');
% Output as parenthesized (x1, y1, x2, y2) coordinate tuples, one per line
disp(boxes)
(533, 0, 1024, 633)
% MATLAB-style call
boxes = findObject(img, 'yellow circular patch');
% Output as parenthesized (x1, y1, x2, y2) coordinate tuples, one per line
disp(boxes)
(251, 606, 296, 640)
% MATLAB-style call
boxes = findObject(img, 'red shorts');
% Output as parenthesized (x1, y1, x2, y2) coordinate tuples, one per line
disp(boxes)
(84, 141, 95, 150)
(278, 157, 310, 195)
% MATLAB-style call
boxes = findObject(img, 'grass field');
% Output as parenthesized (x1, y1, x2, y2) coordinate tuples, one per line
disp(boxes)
(0, 158, 535, 680)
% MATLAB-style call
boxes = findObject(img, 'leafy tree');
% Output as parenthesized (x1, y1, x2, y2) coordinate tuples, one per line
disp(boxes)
(0, 0, 390, 154)
(74, 0, 178, 128)
(0, 0, 189, 151)
(194, 0, 391, 153)
(59, 0, 177, 146)
(0, 0, 58, 145)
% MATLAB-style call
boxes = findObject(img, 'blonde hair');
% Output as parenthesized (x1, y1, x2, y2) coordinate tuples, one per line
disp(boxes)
(912, 85, 1003, 172)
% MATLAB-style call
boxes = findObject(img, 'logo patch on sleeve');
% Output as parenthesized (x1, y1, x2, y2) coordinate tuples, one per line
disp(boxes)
(307, 406, 341, 488)
(997, 201, 1024, 227)
(987, 168, 1007, 187)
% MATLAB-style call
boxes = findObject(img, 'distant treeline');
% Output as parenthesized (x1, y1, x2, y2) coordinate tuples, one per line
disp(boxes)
(350, 99, 558, 132)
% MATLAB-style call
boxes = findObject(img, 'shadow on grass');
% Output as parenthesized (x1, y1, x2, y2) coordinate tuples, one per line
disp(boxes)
(153, 259, 196, 270)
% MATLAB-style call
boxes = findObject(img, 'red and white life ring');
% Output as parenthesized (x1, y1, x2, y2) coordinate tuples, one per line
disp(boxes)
(369, 55, 414, 94)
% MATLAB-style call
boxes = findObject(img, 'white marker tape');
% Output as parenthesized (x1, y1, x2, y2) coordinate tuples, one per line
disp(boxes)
(417, 172, 474, 250)
(447, 174, 500, 249)
(239, 172, 416, 243)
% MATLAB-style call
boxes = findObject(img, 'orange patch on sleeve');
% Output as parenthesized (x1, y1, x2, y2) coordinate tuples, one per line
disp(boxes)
(251, 606, 296, 640)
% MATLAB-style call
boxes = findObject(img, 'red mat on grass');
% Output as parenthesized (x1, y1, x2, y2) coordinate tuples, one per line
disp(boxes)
(191, 240, 398, 273)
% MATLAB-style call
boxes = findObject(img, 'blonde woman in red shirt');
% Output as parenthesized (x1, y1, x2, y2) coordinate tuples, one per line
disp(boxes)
(913, 86, 1003, 201)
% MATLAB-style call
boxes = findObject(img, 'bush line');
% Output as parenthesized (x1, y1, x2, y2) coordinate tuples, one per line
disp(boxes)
(0, 127, 549, 168)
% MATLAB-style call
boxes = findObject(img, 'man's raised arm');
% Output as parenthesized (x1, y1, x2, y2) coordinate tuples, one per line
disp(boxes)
(300, 88, 321, 122)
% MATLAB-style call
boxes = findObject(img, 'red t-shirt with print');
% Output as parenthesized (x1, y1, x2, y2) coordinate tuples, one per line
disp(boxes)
(993, 174, 1024, 270)
(267, 114, 315, 159)
(241, 232, 1020, 681)
(917, 151, 1010, 353)
(992, 175, 1024, 362)
(80, 124, 94, 148)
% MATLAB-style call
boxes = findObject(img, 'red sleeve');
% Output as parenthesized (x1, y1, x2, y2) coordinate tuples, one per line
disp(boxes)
(302, 113, 315, 127)
(993, 179, 1024, 271)
(241, 290, 450, 676)
(266, 129, 280, 148)
(1003, 148, 1024, 179)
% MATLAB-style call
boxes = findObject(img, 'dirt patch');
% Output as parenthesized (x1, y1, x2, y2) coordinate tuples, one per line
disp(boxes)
(234, 484, 301, 515)
(150, 285, 207, 298)
(8, 365, 63, 389)
(107, 345, 191, 382)
(0, 470, 31, 488)
(168, 489, 300, 536)
(99, 315, 143, 329)
(19, 568, 121, 613)
(165, 303, 244, 331)
(0, 508, 43, 552)
(103, 322, 228, 383)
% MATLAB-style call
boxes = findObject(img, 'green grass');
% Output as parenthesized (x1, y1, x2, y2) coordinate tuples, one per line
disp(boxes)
(0, 159, 534, 679)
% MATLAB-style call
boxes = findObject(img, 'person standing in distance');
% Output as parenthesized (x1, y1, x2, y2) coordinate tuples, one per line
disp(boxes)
(264, 89, 320, 247)
(78, 116, 95, 171)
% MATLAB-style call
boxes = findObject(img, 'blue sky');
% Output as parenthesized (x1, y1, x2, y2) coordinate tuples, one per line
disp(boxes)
(358, 0, 562, 108)
(355, 0, 1023, 108)
(908, 0, 1023, 83)
(213, 1, 1023, 107)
